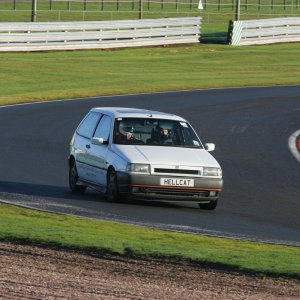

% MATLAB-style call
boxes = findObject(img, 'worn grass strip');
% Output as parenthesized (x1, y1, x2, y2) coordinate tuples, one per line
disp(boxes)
(0, 203, 299, 277)
(0, 43, 299, 106)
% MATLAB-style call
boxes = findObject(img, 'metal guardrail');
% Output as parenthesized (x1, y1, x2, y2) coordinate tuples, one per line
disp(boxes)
(229, 17, 300, 46)
(0, 17, 201, 52)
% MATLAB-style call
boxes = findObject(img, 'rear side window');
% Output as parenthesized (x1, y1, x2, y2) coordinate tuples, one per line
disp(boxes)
(77, 112, 100, 139)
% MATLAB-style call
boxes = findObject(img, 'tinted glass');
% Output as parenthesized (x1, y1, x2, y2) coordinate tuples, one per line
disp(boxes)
(113, 118, 203, 148)
(94, 115, 111, 141)
(77, 112, 100, 138)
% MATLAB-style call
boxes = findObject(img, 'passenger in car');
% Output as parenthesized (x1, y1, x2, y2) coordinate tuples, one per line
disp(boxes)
(148, 126, 174, 145)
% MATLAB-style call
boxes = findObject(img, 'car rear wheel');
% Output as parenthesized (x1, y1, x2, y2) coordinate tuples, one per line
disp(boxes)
(106, 168, 119, 202)
(198, 199, 218, 210)
(69, 159, 86, 193)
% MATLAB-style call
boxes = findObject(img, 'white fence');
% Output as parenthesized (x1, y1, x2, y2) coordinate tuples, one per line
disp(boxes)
(0, 17, 201, 52)
(229, 17, 300, 46)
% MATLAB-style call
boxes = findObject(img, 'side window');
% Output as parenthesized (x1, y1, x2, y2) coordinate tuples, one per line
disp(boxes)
(77, 112, 101, 139)
(94, 115, 111, 142)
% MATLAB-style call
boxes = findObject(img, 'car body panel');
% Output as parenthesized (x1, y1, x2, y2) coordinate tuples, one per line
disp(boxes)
(111, 144, 219, 167)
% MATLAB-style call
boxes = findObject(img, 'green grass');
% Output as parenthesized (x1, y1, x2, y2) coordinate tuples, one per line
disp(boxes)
(0, 0, 201, 22)
(0, 202, 299, 277)
(0, 43, 299, 105)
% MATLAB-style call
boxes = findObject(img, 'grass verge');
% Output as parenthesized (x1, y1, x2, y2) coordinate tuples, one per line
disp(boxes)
(0, 43, 299, 106)
(1, 202, 299, 278)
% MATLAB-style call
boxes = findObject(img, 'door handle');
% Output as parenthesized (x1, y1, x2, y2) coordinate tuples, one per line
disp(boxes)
(86, 144, 91, 149)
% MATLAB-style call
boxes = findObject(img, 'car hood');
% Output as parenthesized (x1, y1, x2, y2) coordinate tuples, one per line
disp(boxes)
(111, 145, 220, 168)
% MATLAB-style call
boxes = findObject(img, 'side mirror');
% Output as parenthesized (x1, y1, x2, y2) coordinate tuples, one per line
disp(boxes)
(92, 137, 108, 145)
(205, 143, 215, 152)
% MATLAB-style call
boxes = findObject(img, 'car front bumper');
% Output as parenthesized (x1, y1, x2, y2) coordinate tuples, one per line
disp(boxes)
(117, 172, 223, 202)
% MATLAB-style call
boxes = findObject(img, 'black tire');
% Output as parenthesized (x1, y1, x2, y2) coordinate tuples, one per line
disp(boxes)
(198, 199, 218, 210)
(69, 159, 86, 193)
(106, 168, 119, 202)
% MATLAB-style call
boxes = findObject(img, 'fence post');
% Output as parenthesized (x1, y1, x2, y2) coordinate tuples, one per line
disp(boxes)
(235, 0, 241, 20)
(31, 0, 37, 22)
(139, 0, 143, 18)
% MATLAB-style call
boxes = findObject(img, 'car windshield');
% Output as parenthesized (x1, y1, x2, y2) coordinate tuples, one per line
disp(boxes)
(113, 118, 203, 148)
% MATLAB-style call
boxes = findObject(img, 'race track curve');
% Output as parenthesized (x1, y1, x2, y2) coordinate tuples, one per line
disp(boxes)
(0, 85, 299, 246)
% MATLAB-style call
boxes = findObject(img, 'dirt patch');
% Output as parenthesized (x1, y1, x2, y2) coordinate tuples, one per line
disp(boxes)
(0, 241, 299, 299)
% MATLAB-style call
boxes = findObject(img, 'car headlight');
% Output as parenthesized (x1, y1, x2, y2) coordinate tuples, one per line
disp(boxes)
(203, 167, 222, 177)
(127, 163, 150, 174)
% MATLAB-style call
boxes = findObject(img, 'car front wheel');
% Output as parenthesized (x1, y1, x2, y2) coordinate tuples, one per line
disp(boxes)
(69, 159, 86, 193)
(198, 199, 218, 210)
(106, 168, 119, 202)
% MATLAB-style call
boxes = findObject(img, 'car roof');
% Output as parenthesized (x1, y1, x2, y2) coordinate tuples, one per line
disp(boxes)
(90, 107, 186, 121)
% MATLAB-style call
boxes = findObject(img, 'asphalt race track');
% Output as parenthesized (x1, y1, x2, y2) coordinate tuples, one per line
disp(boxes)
(1, 86, 299, 246)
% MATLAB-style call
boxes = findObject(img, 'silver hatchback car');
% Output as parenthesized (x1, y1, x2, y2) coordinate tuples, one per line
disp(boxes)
(69, 107, 223, 209)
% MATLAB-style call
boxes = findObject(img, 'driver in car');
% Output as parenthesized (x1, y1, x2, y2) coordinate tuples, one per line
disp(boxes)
(115, 122, 134, 144)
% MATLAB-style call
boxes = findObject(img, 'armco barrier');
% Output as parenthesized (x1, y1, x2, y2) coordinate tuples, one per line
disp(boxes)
(229, 17, 300, 46)
(0, 17, 201, 52)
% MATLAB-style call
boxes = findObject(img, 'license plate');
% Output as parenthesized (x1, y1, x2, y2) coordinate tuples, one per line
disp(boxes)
(160, 178, 194, 187)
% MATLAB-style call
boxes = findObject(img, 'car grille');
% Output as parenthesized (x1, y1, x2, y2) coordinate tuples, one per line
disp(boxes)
(141, 187, 210, 197)
(154, 168, 198, 175)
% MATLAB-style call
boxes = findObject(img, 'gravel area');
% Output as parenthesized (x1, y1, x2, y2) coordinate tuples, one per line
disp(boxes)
(0, 241, 299, 299)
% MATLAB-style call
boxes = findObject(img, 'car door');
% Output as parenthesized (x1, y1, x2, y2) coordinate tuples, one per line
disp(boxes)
(87, 114, 112, 187)
(74, 112, 102, 181)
